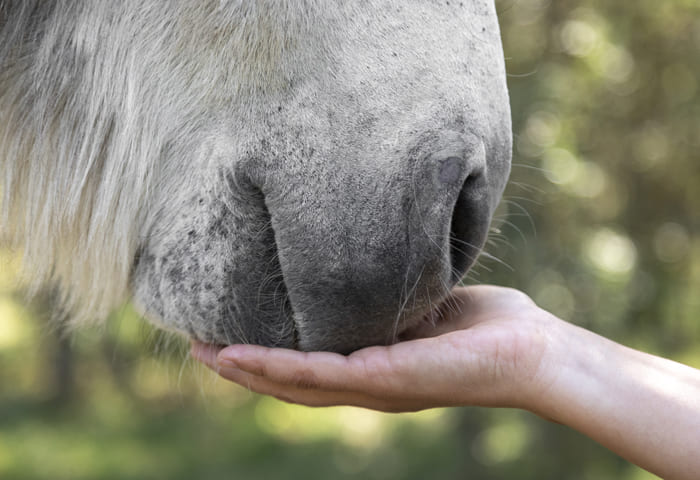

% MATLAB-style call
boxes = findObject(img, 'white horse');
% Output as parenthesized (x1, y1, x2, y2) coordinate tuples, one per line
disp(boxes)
(0, 0, 511, 353)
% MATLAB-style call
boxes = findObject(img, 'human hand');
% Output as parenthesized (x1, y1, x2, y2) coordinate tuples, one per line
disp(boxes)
(193, 285, 700, 480)
(191, 286, 560, 412)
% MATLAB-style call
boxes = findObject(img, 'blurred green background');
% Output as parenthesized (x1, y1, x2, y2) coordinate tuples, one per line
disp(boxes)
(2, 1, 699, 478)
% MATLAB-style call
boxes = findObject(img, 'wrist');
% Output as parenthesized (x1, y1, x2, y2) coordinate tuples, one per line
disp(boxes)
(485, 304, 580, 412)
(513, 311, 603, 417)
(521, 317, 616, 422)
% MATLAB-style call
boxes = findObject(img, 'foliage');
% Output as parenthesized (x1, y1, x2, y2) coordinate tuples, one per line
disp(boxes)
(1, 1, 698, 478)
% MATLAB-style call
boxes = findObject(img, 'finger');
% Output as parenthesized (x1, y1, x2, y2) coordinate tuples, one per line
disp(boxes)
(196, 340, 428, 401)
(193, 344, 411, 410)
(190, 341, 224, 370)
(217, 337, 451, 398)
(217, 344, 366, 391)
(214, 363, 422, 412)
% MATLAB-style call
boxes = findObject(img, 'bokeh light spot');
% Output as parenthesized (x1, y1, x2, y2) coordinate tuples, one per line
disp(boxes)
(560, 18, 600, 57)
(586, 229, 638, 275)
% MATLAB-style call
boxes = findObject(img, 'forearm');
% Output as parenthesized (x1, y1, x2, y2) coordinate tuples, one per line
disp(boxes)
(528, 318, 700, 480)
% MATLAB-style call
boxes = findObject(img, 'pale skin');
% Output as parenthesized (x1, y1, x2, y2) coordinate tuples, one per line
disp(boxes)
(192, 285, 700, 480)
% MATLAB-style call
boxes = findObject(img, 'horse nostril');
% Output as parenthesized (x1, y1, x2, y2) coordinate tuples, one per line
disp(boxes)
(448, 172, 484, 283)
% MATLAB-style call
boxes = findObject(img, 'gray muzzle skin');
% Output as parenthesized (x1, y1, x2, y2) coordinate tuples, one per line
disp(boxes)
(129, 0, 512, 354)
(259, 131, 495, 353)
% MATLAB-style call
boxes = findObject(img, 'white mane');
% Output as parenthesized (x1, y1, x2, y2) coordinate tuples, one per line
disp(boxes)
(0, 1, 335, 324)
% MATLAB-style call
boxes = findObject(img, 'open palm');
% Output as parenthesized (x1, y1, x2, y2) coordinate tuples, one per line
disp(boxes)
(192, 286, 555, 412)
